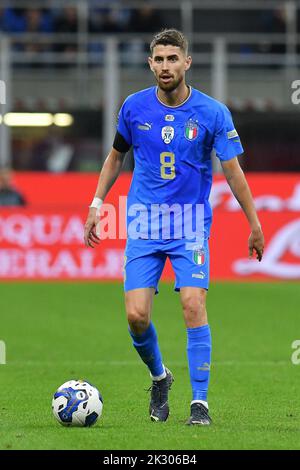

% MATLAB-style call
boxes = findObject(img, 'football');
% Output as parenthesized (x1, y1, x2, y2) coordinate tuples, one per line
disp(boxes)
(52, 379, 103, 427)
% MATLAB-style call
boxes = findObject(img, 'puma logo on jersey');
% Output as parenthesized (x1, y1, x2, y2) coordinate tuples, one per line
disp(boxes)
(138, 122, 152, 130)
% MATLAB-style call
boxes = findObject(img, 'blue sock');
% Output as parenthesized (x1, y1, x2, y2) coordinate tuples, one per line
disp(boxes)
(129, 322, 165, 378)
(187, 324, 211, 402)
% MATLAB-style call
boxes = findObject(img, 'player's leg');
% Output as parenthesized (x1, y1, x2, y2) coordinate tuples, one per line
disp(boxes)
(180, 287, 212, 424)
(125, 287, 165, 377)
(169, 239, 212, 425)
(124, 252, 174, 421)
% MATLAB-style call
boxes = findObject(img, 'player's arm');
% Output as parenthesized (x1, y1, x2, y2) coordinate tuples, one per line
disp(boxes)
(84, 146, 126, 248)
(221, 157, 264, 261)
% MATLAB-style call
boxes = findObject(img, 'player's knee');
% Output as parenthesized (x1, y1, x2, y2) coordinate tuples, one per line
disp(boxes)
(182, 291, 206, 312)
(126, 308, 150, 334)
(182, 291, 207, 325)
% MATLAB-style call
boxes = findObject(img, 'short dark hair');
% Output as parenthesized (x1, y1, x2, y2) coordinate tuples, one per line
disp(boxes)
(150, 29, 188, 56)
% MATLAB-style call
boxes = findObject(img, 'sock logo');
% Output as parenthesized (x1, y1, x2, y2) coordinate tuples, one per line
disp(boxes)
(197, 362, 210, 371)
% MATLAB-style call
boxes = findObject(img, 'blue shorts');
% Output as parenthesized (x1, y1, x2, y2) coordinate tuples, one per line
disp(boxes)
(124, 238, 209, 293)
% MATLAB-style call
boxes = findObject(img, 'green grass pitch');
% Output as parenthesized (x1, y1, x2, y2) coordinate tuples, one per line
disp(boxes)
(0, 281, 299, 450)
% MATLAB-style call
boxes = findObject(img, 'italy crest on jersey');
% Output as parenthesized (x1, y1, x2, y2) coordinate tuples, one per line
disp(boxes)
(185, 119, 199, 141)
(193, 248, 205, 266)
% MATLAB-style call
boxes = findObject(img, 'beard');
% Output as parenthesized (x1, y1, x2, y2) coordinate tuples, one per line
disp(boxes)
(157, 74, 184, 93)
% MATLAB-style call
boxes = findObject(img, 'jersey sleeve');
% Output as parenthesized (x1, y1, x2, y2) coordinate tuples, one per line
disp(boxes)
(213, 104, 244, 161)
(116, 98, 132, 147)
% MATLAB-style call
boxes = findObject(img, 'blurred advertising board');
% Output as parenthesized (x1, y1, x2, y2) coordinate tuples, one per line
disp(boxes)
(0, 173, 299, 281)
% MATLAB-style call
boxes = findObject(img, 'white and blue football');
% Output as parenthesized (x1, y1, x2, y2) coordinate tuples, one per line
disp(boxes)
(52, 379, 103, 427)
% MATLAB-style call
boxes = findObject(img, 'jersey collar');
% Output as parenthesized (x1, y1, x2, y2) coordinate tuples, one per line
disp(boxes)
(155, 85, 192, 108)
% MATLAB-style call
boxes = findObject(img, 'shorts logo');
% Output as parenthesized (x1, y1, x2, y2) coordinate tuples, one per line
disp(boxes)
(161, 126, 174, 144)
(192, 271, 205, 279)
(193, 248, 205, 266)
(184, 119, 198, 141)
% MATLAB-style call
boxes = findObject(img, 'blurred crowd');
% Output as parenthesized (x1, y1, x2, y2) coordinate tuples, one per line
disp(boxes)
(0, 4, 295, 67)
(0, 5, 165, 35)
(0, 6, 165, 66)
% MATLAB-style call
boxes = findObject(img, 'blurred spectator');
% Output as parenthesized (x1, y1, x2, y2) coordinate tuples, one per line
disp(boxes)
(88, 1, 130, 65)
(261, 6, 287, 34)
(2, 8, 54, 67)
(121, 7, 165, 66)
(54, 7, 78, 66)
(95, 9, 124, 33)
(127, 6, 164, 34)
(2, 8, 26, 33)
(89, 1, 130, 33)
(24, 9, 54, 68)
(26, 8, 53, 33)
(30, 128, 75, 172)
(55, 6, 78, 35)
(2, 7, 53, 33)
(0, 168, 26, 206)
(257, 7, 286, 57)
(237, 6, 287, 67)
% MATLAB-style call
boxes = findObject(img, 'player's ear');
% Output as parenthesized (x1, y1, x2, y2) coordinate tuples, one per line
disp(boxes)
(185, 55, 192, 72)
(148, 56, 154, 72)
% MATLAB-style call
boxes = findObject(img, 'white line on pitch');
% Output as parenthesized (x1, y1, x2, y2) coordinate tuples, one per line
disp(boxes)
(7, 360, 290, 367)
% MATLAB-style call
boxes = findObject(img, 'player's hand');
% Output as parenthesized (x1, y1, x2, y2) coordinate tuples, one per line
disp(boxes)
(84, 208, 101, 248)
(248, 226, 264, 262)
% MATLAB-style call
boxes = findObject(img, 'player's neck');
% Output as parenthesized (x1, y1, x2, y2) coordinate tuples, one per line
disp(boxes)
(157, 83, 190, 107)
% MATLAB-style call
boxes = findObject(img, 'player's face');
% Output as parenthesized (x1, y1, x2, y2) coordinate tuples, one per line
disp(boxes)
(148, 45, 192, 92)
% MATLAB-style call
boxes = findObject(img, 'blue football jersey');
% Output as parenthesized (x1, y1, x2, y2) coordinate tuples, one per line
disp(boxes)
(117, 86, 243, 239)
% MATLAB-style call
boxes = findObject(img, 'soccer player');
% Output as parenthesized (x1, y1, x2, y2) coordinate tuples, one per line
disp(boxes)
(84, 29, 264, 425)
